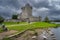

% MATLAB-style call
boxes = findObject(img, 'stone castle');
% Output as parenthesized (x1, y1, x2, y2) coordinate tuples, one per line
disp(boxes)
(18, 3, 41, 22)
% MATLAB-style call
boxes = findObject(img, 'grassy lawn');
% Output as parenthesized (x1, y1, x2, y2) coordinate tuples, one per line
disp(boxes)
(0, 22, 57, 33)
(4, 22, 27, 25)
(6, 22, 57, 32)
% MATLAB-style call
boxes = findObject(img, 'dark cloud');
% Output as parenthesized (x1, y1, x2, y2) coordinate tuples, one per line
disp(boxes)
(0, 0, 60, 20)
(0, 0, 20, 9)
(27, 0, 49, 8)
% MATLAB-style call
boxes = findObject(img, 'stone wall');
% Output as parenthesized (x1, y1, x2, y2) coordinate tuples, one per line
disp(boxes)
(29, 17, 40, 22)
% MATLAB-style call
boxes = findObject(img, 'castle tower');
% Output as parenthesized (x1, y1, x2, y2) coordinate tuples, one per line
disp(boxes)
(18, 3, 41, 22)
(21, 3, 32, 19)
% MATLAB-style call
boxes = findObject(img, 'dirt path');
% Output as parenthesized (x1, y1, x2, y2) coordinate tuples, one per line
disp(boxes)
(12, 29, 44, 40)
(0, 30, 18, 40)
(13, 30, 38, 40)
(0, 29, 55, 40)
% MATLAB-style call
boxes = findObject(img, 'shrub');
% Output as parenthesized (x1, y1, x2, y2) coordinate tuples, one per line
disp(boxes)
(0, 16, 4, 24)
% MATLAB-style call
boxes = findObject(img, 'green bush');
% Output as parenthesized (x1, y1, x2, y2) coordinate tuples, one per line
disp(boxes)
(0, 16, 4, 24)
(44, 16, 50, 23)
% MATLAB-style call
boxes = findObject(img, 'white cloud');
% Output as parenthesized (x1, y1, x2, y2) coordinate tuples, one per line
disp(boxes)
(39, 7, 49, 11)
(48, 0, 53, 6)
(34, 0, 42, 3)
(34, 0, 48, 3)
(33, 7, 50, 18)
(55, 5, 60, 10)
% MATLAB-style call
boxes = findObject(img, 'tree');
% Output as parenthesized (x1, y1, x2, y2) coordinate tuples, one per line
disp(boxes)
(44, 16, 50, 23)
(12, 14, 18, 19)
(0, 16, 4, 23)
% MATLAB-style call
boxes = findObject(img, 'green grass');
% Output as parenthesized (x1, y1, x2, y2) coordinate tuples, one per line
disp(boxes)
(4, 22, 27, 25)
(6, 22, 57, 32)
(0, 22, 57, 33)
(0, 28, 3, 33)
(31, 22, 56, 28)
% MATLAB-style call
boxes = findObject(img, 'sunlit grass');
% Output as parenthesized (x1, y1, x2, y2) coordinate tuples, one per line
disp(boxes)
(4, 22, 27, 25)
(0, 22, 57, 33)
(6, 22, 57, 32)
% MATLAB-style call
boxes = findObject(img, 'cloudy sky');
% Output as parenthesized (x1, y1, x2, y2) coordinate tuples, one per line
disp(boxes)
(0, 0, 60, 20)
